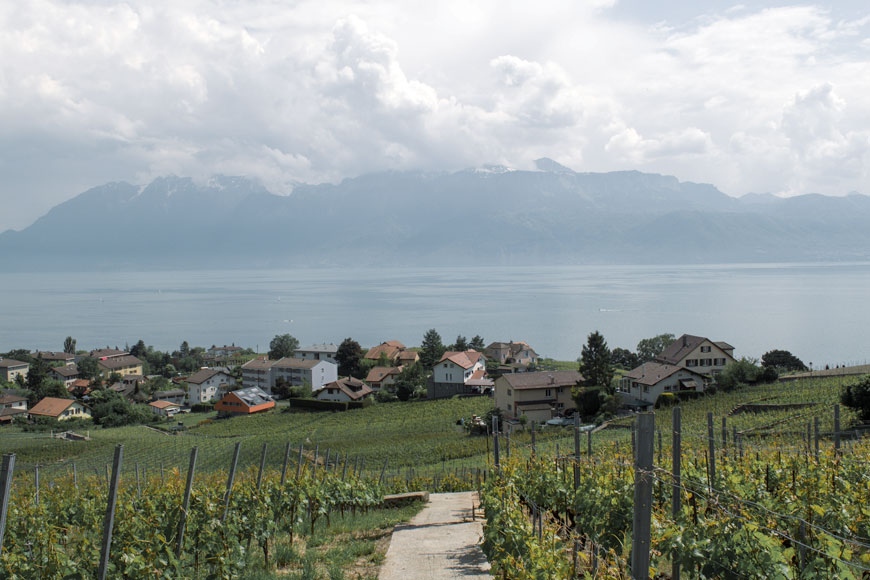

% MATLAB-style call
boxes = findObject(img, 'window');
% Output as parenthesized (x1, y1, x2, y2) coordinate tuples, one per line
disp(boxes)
(664, 385, 671, 391)
(686, 359, 697, 367)
(507, 389, 512, 396)
(545, 389, 552, 397)
(701, 346, 711, 353)
(507, 403, 512, 410)
(703, 358, 712, 366)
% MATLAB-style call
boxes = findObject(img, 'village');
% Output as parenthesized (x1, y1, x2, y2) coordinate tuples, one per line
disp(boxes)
(0, 331, 774, 432)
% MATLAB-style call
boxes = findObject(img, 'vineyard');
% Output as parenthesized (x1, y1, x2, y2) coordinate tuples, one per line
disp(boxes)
(479, 376, 870, 579)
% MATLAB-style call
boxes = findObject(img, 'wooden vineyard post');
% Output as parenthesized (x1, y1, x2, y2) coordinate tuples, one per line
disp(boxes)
(176, 446, 198, 558)
(631, 412, 655, 580)
(722, 417, 727, 457)
(296, 444, 305, 480)
(0, 454, 16, 558)
(221, 442, 241, 523)
(834, 405, 841, 454)
(671, 407, 681, 580)
(573, 415, 581, 490)
(257, 443, 268, 490)
(280, 441, 292, 485)
(492, 415, 500, 470)
(587, 428, 593, 458)
(379, 458, 388, 486)
(98, 445, 123, 580)
(814, 417, 820, 462)
(531, 422, 536, 455)
(707, 413, 716, 486)
(34, 464, 40, 507)
(73, 462, 77, 489)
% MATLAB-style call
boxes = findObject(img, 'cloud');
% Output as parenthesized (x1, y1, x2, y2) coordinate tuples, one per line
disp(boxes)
(1, 1, 870, 230)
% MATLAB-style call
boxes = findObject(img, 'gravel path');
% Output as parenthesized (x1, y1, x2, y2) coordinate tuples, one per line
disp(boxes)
(378, 491, 492, 580)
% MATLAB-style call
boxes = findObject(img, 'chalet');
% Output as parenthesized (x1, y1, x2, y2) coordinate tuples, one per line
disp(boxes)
(294, 343, 339, 364)
(484, 341, 539, 368)
(494, 371, 582, 423)
(655, 334, 735, 378)
(207, 345, 245, 358)
(34, 351, 76, 365)
(396, 350, 420, 365)
(314, 377, 373, 402)
(29, 397, 90, 421)
(215, 387, 275, 415)
(186, 368, 234, 404)
(364, 366, 402, 392)
(619, 362, 707, 406)
(149, 400, 181, 417)
(0, 394, 27, 425)
(428, 350, 493, 399)
(0, 358, 29, 383)
(364, 340, 406, 362)
(49, 364, 80, 387)
(151, 389, 186, 406)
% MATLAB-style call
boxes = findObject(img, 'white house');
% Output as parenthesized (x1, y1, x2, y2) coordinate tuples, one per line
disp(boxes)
(619, 362, 708, 406)
(656, 334, 736, 377)
(428, 350, 492, 399)
(314, 377, 373, 402)
(241, 358, 277, 392)
(149, 400, 181, 417)
(271, 358, 337, 393)
(186, 368, 235, 404)
(294, 343, 339, 364)
(49, 364, 80, 387)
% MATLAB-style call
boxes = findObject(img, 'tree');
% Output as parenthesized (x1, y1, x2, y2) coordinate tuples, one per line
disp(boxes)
(420, 329, 446, 369)
(76, 357, 100, 381)
(376, 351, 392, 367)
(841, 376, 870, 422)
(636, 333, 676, 363)
(716, 357, 772, 391)
(108, 372, 123, 385)
(470, 335, 486, 351)
(761, 349, 807, 373)
(130, 339, 148, 359)
(611, 347, 639, 370)
(269, 334, 299, 360)
(452, 335, 469, 351)
(394, 363, 427, 401)
(63, 336, 76, 354)
(578, 331, 613, 393)
(26, 357, 49, 393)
(90, 390, 154, 427)
(336, 338, 364, 378)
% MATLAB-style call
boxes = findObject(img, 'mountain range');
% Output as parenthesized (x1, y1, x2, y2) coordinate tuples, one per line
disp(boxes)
(2, 159, 869, 269)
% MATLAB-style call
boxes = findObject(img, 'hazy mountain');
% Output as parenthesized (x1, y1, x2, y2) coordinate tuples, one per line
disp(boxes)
(1, 161, 868, 270)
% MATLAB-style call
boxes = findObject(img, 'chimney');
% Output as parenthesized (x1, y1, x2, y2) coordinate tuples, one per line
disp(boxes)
(549, 374, 554, 384)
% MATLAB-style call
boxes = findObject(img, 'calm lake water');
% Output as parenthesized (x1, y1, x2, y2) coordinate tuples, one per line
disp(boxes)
(2, 263, 868, 367)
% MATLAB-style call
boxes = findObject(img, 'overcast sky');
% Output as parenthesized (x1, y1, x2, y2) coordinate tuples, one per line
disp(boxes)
(2, 1, 869, 231)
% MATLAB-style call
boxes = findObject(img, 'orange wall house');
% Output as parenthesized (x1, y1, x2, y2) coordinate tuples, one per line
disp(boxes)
(214, 388, 275, 415)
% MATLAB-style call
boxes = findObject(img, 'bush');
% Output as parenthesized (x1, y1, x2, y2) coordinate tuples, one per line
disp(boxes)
(841, 376, 870, 422)
(655, 393, 677, 408)
(573, 386, 604, 418)
(190, 403, 214, 413)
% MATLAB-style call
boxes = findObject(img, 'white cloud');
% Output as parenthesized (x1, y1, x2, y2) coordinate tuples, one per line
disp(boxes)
(1, 1, 870, 230)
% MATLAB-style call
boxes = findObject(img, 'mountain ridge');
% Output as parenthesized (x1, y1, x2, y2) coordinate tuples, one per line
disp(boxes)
(2, 162, 868, 270)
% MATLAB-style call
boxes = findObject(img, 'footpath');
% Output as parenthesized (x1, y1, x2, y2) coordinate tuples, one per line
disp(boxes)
(379, 491, 492, 580)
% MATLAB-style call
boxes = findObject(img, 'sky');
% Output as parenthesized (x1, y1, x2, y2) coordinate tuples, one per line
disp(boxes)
(1, 1, 870, 232)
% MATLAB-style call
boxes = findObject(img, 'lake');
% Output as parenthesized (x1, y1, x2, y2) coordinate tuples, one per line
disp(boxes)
(2, 262, 868, 367)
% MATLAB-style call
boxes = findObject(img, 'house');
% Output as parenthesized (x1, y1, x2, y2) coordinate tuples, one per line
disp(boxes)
(68, 379, 93, 397)
(271, 358, 337, 394)
(0, 358, 29, 383)
(207, 345, 245, 358)
(149, 400, 181, 417)
(186, 368, 235, 404)
(364, 366, 402, 392)
(618, 362, 707, 406)
(427, 350, 493, 399)
(495, 371, 583, 423)
(34, 351, 76, 365)
(364, 340, 406, 362)
(314, 377, 373, 402)
(240, 357, 277, 392)
(29, 397, 91, 421)
(396, 350, 420, 365)
(655, 334, 736, 378)
(49, 364, 80, 387)
(97, 355, 144, 378)
(151, 389, 186, 406)
(89, 348, 128, 359)
(215, 387, 275, 415)
(0, 393, 27, 425)
(484, 341, 539, 368)
(294, 343, 339, 364)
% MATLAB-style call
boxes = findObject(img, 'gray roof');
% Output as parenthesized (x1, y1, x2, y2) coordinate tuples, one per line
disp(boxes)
(241, 358, 277, 370)
(499, 370, 582, 389)
(273, 357, 321, 369)
(296, 343, 338, 354)
(152, 389, 185, 400)
(97, 355, 142, 370)
(50, 364, 79, 378)
(0, 358, 28, 368)
(0, 394, 27, 405)
(656, 334, 707, 365)
(187, 368, 232, 384)
(623, 362, 705, 386)
(230, 387, 274, 407)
